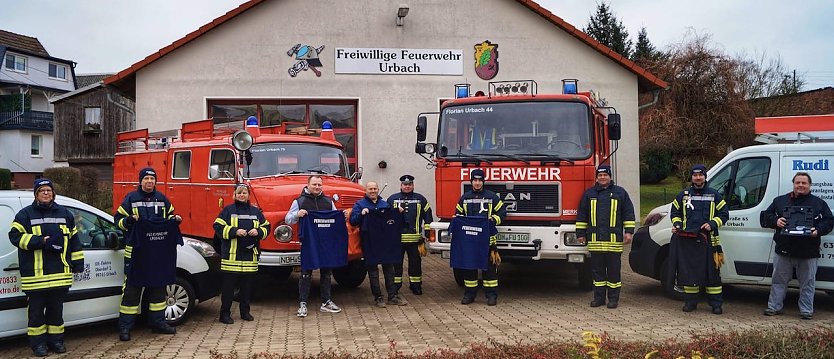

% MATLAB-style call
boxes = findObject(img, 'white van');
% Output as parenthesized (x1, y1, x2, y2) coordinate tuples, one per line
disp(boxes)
(630, 143, 834, 296)
(0, 190, 220, 338)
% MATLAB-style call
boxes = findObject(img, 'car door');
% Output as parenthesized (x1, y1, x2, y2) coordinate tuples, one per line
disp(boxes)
(62, 205, 125, 325)
(0, 195, 27, 338)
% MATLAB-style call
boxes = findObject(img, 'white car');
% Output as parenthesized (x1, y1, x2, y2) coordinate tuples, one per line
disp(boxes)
(0, 190, 220, 338)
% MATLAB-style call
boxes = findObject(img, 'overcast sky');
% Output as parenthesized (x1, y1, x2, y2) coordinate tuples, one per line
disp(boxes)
(2, 0, 831, 89)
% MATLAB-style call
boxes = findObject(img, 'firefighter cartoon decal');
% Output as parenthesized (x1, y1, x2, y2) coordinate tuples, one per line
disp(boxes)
(288, 43, 325, 77)
(474, 40, 498, 80)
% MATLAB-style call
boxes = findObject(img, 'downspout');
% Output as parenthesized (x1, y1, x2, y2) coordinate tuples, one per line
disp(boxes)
(638, 88, 664, 110)
(103, 84, 136, 130)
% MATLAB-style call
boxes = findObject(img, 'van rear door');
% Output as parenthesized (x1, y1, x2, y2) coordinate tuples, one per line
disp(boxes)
(0, 195, 27, 337)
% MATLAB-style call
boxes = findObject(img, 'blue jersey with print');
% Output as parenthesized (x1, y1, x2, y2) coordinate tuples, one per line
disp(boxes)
(128, 217, 182, 287)
(361, 207, 404, 265)
(449, 216, 495, 270)
(299, 210, 348, 271)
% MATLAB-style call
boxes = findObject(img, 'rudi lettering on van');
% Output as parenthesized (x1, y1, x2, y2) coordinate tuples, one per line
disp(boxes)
(793, 159, 829, 171)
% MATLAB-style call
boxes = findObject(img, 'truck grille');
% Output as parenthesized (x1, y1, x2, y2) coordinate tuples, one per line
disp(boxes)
(463, 183, 560, 217)
(336, 194, 363, 208)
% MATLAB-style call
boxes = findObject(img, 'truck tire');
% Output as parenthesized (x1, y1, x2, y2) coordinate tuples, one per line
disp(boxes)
(333, 259, 366, 288)
(576, 262, 593, 291)
(164, 276, 196, 326)
(659, 257, 684, 300)
(453, 268, 466, 287)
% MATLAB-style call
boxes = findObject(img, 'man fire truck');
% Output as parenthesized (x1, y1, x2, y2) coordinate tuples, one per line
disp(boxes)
(113, 117, 368, 288)
(415, 80, 622, 288)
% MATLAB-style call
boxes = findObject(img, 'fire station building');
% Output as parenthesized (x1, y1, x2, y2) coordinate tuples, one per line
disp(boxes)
(104, 0, 666, 211)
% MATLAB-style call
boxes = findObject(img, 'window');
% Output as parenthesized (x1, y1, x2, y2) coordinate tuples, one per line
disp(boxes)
(84, 107, 101, 132)
(209, 149, 235, 179)
(48, 63, 67, 80)
(708, 157, 771, 210)
(66, 207, 124, 249)
(172, 151, 192, 179)
(31, 135, 41, 156)
(4, 53, 26, 72)
(207, 99, 359, 174)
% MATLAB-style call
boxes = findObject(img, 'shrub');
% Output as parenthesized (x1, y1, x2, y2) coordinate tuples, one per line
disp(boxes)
(0, 168, 11, 190)
(640, 150, 672, 184)
(43, 167, 113, 212)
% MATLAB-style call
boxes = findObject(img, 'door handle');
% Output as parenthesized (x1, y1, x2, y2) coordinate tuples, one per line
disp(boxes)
(4, 263, 20, 271)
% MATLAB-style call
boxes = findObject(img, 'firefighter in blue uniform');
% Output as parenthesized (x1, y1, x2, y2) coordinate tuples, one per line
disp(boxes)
(9, 179, 84, 357)
(576, 165, 636, 309)
(114, 168, 181, 341)
(213, 185, 270, 324)
(388, 174, 433, 295)
(455, 169, 505, 306)
(669, 164, 729, 314)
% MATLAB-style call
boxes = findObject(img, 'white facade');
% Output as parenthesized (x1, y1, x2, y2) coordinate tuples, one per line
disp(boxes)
(125, 0, 658, 210)
(0, 130, 54, 173)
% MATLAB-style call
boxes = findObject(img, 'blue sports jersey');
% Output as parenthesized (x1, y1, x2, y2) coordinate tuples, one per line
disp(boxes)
(299, 210, 348, 271)
(361, 207, 404, 265)
(449, 216, 495, 270)
(128, 217, 183, 287)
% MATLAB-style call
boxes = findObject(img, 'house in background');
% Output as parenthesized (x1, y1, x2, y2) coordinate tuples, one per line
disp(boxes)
(50, 74, 135, 182)
(0, 29, 76, 187)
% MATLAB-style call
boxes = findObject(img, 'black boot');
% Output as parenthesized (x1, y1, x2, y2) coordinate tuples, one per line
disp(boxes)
(682, 302, 697, 312)
(606, 299, 619, 309)
(410, 283, 423, 295)
(241, 312, 254, 321)
(487, 296, 497, 306)
(461, 295, 475, 305)
(151, 323, 176, 334)
(220, 312, 234, 324)
(32, 344, 48, 357)
(47, 336, 66, 353)
(119, 328, 131, 342)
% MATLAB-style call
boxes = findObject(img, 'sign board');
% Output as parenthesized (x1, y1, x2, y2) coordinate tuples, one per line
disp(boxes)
(335, 47, 463, 75)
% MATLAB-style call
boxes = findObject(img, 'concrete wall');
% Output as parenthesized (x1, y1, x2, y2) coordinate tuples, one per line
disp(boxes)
(0, 130, 54, 174)
(132, 0, 643, 211)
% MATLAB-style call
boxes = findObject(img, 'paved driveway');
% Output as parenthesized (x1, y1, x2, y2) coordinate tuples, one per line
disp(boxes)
(1, 251, 832, 358)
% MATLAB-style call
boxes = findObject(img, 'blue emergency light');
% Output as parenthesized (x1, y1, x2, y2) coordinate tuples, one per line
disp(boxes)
(246, 116, 259, 126)
(322, 120, 333, 130)
(562, 79, 578, 94)
(455, 84, 470, 98)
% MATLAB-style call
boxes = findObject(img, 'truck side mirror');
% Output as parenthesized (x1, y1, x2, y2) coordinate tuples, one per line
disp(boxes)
(105, 232, 121, 250)
(607, 113, 621, 141)
(209, 165, 220, 180)
(351, 167, 363, 182)
(416, 116, 427, 142)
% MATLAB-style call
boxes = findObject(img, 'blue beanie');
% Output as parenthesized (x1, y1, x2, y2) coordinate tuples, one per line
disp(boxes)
(690, 164, 707, 178)
(596, 164, 612, 176)
(139, 167, 157, 183)
(470, 169, 485, 181)
(34, 178, 54, 194)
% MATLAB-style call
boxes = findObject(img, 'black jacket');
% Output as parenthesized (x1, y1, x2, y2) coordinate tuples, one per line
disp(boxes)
(761, 192, 834, 258)
(576, 182, 636, 253)
(388, 191, 433, 242)
(213, 201, 270, 273)
(114, 188, 176, 263)
(9, 201, 84, 292)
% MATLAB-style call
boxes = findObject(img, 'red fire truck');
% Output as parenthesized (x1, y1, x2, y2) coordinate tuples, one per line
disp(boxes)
(113, 118, 368, 286)
(415, 80, 622, 288)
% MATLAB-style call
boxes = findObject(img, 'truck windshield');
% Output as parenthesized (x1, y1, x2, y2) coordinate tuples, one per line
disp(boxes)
(438, 101, 592, 160)
(245, 143, 349, 178)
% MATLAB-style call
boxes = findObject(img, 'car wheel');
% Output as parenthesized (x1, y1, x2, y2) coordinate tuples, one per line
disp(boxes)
(332, 259, 366, 288)
(164, 276, 196, 326)
(659, 257, 684, 300)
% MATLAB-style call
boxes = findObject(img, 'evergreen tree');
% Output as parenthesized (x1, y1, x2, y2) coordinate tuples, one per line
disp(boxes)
(633, 27, 658, 62)
(584, 1, 632, 59)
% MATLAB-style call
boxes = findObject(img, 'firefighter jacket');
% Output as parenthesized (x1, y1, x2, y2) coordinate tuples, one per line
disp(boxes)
(114, 188, 176, 263)
(349, 196, 391, 232)
(9, 201, 84, 292)
(761, 192, 834, 259)
(671, 185, 729, 235)
(213, 200, 270, 273)
(388, 191, 433, 243)
(575, 182, 636, 253)
(455, 189, 506, 245)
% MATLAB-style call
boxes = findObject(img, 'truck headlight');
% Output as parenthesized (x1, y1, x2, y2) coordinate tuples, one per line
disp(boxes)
(438, 230, 452, 243)
(564, 232, 585, 246)
(183, 237, 217, 257)
(274, 225, 293, 242)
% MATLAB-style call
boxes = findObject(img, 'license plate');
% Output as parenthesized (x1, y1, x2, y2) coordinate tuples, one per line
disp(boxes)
(497, 232, 529, 243)
(277, 254, 301, 265)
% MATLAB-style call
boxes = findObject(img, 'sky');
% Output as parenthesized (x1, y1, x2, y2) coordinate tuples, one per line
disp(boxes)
(1, 0, 832, 90)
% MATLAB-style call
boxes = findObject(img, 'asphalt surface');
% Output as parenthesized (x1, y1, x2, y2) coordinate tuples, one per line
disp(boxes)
(1, 250, 832, 358)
